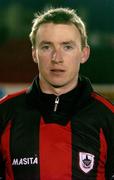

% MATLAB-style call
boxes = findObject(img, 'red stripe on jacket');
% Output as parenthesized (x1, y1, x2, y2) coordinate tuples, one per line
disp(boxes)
(0, 89, 26, 104)
(91, 92, 114, 112)
(97, 128, 107, 180)
(1, 121, 14, 180)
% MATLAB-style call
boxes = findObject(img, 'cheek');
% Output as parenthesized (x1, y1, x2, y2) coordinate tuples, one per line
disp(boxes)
(38, 58, 49, 72)
(66, 54, 81, 65)
(64, 51, 81, 61)
(67, 58, 81, 74)
(38, 53, 51, 63)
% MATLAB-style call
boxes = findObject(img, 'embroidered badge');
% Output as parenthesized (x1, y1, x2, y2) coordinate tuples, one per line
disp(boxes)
(79, 152, 95, 173)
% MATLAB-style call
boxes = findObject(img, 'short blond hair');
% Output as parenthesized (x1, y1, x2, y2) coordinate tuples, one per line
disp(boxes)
(29, 7, 88, 48)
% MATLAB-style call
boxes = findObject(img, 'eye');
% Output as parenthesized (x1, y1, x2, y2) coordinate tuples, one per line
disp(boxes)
(63, 45, 73, 50)
(41, 45, 51, 50)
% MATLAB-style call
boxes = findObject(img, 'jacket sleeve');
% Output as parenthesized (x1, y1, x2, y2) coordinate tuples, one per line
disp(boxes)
(105, 111, 114, 179)
(0, 145, 5, 179)
(0, 103, 5, 179)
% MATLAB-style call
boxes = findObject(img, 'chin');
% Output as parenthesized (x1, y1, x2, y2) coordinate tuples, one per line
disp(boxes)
(52, 84, 63, 88)
(50, 81, 66, 88)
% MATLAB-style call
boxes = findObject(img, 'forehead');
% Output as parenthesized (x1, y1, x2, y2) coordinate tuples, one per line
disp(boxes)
(36, 23, 81, 43)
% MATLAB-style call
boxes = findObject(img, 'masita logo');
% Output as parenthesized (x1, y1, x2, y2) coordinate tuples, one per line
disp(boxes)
(12, 156, 38, 166)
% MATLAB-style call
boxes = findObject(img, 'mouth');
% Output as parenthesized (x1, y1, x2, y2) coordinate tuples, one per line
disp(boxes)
(51, 69, 64, 72)
(51, 68, 65, 72)
(50, 69, 65, 75)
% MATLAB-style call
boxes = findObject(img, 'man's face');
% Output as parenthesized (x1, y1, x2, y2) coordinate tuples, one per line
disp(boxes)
(32, 23, 90, 92)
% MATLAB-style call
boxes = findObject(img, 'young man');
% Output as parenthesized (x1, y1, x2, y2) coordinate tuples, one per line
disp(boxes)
(0, 7, 114, 180)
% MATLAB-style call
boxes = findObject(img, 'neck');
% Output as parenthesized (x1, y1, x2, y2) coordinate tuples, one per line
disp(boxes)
(39, 78, 78, 96)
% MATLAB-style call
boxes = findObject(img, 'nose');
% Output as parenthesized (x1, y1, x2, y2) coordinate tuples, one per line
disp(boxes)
(51, 48, 63, 63)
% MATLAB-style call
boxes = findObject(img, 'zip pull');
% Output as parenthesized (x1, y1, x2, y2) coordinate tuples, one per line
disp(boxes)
(54, 96, 59, 112)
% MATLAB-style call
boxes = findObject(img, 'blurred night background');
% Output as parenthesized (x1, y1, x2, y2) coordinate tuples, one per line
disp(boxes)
(0, 0, 114, 100)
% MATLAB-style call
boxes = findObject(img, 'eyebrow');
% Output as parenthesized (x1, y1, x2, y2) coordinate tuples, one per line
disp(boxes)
(38, 41, 52, 46)
(39, 40, 76, 46)
(61, 41, 76, 45)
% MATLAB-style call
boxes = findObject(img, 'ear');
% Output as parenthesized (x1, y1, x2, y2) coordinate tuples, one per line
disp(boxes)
(32, 48, 38, 63)
(81, 46, 90, 64)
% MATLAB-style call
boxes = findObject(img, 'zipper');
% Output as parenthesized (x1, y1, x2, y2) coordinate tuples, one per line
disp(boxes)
(54, 96, 59, 112)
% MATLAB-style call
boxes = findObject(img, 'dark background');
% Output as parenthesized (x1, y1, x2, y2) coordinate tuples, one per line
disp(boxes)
(0, 0, 114, 84)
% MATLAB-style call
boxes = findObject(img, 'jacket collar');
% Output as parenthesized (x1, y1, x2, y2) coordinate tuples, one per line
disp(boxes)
(26, 76, 93, 125)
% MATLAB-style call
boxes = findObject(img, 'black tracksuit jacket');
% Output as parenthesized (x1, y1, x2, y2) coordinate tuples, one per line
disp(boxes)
(0, 76, 114, 180)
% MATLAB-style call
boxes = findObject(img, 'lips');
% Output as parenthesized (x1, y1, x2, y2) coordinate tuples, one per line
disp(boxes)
(51, 69, 64, 72)
(50, 69, 65, 75)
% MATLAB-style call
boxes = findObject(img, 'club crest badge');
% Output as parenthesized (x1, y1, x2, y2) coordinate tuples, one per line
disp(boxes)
(79, 152, 95, 173)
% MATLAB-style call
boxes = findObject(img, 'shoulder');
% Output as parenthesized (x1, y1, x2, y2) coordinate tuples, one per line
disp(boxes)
(91, 91, 114, 113)
(0, 89, 27, 107)
(0, 89, 28, 133)
(0, 89, 27, 129)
